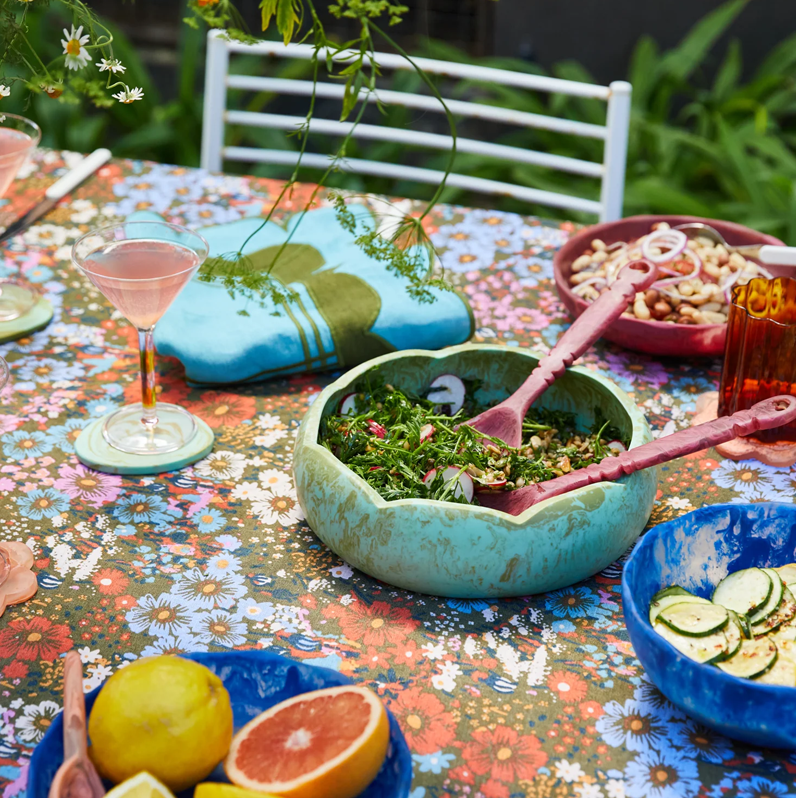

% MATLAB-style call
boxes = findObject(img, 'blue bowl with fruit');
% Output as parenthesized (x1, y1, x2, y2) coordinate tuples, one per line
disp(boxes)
(29, 650, 411, 798)
(622, 502, 796, 749)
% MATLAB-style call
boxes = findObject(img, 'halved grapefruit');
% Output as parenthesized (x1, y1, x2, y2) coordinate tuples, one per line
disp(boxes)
(224, 685, 390, 798)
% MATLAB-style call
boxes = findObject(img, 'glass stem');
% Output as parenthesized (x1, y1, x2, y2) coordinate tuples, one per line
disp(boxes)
(138, 327, 158, 429)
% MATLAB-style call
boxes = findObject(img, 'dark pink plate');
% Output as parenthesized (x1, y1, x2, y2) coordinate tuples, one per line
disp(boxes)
(553, 215, 785, 357)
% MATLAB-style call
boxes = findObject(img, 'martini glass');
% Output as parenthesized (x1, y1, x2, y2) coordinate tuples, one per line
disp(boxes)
(0, 115, 41, 320)
(72, 221, 209, 455)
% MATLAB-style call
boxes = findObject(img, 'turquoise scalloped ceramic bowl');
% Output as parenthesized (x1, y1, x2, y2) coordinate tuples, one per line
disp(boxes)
(294, 344, 655, 598)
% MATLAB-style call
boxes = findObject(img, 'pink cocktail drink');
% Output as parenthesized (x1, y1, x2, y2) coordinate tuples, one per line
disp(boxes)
(73, 222, 209, 456)
(0, 116, 40, 198)
(81, 239, 202, 329)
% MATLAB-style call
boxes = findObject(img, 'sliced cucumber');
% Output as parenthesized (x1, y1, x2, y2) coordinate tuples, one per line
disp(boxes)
(748, 569, 785, 625)
(651, 585, 694, 602)
(753, 649, 796, 687)
(775, 563, 796, 587)
(717, 637, 778, 679)
(658, 602, 729, 637)
(653, 622, 729, 665)
(717, 611, 744, 661)
(773, 615, 796, 643)
(712, 568, 772, 617)
(774, 637, 796, 663)
(649, 594, 711, 626)
(752, 586, 796, 637)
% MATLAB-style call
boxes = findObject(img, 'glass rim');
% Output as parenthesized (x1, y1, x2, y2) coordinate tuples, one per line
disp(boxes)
(730, 274, 796, 329)
(72, 220, 210, 282)
(0, 113, 42, 163)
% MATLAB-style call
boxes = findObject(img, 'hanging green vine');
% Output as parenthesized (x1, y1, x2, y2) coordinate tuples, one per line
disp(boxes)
(0, 0, 459, 309)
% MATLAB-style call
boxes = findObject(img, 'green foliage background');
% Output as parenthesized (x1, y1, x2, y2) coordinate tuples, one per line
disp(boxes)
(5, 0, 796, 243)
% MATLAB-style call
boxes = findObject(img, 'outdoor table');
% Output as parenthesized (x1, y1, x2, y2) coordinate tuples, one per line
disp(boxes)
(1, 150, 795, 797)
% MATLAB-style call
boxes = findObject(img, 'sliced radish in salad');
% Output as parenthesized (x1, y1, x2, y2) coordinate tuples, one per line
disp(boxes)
(427, 374, 466, 414)
(606, 440, 627, 454)
(366, 419, 386, 438)
(419, 423, 435, 443)
(339, 393, 358, 415)
(474, 478, 507, 492)
(422, 466, 474, 503)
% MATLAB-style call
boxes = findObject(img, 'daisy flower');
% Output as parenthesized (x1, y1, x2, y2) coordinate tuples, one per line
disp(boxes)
(61, 25, 92, 71)
(112, 87, 144, 104)
(0, 85, 10, 98)
(99, 58, 126, 74)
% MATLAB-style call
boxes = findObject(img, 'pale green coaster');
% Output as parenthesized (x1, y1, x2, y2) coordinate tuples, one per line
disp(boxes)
(75, 413, 215, 475)
(0, 297, 53, 344)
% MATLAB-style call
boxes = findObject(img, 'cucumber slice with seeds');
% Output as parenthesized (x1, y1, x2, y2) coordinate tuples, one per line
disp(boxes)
(773, 615, 796, 643)
(775, 564, 796, 588)
(649, 594, 711, 626)
(754, 649, 796, 687)
(658, 602, 729, 637)
(651, 586, 693, 602)
(713, 568, 772, 617)
(717, 611, 743, 661)
(752, 586, 796, 637)
(653, 622, 729, 664)
(717, 637, 778, 679)
(775, 637, 796, 663)
(748, 569, 785, 625)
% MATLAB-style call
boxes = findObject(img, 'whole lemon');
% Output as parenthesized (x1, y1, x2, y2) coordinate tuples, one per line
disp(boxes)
(88, 656, 233, 791)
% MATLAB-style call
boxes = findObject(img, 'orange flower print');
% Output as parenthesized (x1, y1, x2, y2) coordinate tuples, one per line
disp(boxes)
(389, 686, 455, 754)
(547, 670, 588, 702)
(461, 725, 547, 782)
(327, 600, 419, 647)
(188, 392, 257, 429)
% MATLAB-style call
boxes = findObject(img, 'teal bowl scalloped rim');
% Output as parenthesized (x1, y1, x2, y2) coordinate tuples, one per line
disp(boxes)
(293, 344, 656, 598)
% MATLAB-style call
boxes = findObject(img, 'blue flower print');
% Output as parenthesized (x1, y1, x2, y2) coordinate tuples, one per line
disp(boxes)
(16, 489, 70, 519)
(113, 493, 175, 526)
(126, 593, 198, 637)
(215, 534, 242, 551)
(85, 398, 120, 417)
(633, 677, 684, 722)
(46, 418, 91, 454)
(737, 776, 796, 798)
(195, 508, 225, 534)
(170, 567, 247, 610)
(669, 375, 715, 409)
(509, 254, 555, 288)
(624, 747, 700, 798)
(170, 202, 244, 227)
(0, 327, 50, 354)
(191, 609, 247, 647)
(235, 598, 276, 623)
(412, 752, 456, 775)
(446, 599, 490, 614)
(3, 430, 53, 460)
(667, 719, 734, 765)
(596, 698, 671, 753)
(205, 552, 242, 578)
(24, 264, 53, 283)
(711, 459, 790, 501)
(140, 633, 208, 658)
(14, 357, 84, 383)
(545, 586, 600, 619)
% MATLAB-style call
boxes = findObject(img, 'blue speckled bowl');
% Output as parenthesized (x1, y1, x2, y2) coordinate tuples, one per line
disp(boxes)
(623, 502, 796, 749)
(294, 344, 656, 598)
(28, 650, 412, 798)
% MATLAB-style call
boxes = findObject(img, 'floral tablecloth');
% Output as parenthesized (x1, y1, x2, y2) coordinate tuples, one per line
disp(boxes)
(1, 150, 795, 798)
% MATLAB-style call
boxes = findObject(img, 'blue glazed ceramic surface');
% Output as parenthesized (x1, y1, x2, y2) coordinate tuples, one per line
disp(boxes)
(294, 344, 656, 598)
(623, 502, 796, 749)
(28, 650, 412, 798)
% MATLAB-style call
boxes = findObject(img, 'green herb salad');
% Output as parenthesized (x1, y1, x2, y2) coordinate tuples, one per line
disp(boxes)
(319, 374, 628, 505)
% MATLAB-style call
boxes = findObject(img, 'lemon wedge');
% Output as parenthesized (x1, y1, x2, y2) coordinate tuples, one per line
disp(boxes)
(105, 772, 175, 798)
(195, 784, 280, 798)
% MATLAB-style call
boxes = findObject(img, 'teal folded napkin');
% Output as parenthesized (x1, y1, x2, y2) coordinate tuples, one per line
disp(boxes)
(131, 205, 473, 385)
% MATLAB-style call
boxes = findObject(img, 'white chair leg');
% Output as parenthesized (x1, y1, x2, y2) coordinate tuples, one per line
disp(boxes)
(201, 30, 229, 172)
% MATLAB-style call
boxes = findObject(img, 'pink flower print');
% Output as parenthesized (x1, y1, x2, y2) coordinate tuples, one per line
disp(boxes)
(0, 478, 14, 492)
(605, 351, 670, 390)
(53, 463, 122, 508)
(0, 415, 21, 434)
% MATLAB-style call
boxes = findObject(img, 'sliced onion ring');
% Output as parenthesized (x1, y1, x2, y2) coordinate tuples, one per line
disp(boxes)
(641, 229, 688, 263)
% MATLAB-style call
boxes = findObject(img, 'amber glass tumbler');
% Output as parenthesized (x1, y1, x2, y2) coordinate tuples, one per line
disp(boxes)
(719, 276, 796, 443)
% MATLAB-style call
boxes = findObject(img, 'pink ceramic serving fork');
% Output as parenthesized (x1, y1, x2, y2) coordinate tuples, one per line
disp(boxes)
(48, 651, 105, 798)
(478, 395, 796, 516)
(465, 260, 658, 447)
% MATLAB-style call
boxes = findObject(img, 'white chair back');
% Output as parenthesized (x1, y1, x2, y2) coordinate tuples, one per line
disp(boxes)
(201, 30, 632, 221)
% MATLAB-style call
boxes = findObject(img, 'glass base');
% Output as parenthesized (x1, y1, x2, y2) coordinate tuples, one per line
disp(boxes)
(102, 403, 197, 456)
(0, 282, 37, 322)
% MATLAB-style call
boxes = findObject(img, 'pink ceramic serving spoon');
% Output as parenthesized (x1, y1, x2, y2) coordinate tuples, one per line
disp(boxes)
(478, 395, 796, 516)
(465, 260, 658, 447)
(48, 651, 105, 798)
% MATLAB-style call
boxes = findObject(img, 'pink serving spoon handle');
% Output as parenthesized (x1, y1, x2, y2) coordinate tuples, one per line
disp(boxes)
(479, 395, 796, 516)
(466, 260, 658, 447)
(48, 651, 105, 798)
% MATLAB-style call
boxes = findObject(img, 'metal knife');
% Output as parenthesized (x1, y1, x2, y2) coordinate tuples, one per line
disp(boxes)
(0, 148, 112, 245)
